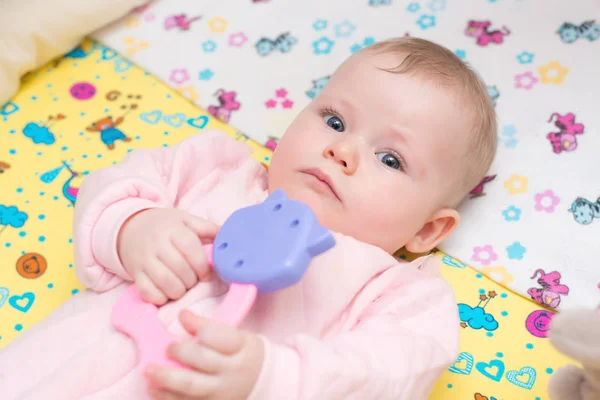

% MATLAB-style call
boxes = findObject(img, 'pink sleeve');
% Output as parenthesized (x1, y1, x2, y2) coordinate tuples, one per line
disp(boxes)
(73, 130, 260, 292)
(248, 275, 460, 400)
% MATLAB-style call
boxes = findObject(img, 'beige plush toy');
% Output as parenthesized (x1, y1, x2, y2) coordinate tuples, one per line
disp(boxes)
(548, 306, 600, 400)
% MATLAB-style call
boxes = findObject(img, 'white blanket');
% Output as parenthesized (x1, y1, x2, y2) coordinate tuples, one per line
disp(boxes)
(91, 0, 600, 310)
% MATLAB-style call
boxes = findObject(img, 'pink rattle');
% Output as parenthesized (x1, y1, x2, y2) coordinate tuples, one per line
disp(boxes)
(111, 189, 335, 376)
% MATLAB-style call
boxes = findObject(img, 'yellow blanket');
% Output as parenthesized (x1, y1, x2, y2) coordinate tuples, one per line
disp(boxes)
(0, 40, 573, 399)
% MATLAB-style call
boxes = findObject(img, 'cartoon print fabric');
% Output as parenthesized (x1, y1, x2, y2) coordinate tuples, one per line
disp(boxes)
(0, 39, 271, 347)
(92, 0, 600, 310)
(425, 251, 574, 400)
(0, 39, 577, 400)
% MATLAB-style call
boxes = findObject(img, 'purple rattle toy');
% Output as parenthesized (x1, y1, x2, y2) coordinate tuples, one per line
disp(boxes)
(111, 189, 335, 379)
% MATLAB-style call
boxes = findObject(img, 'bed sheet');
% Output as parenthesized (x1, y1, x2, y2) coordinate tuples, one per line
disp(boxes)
(0, 38, 271, 346)
(91, 0, 600, 311)
(0, 39, 577, 399)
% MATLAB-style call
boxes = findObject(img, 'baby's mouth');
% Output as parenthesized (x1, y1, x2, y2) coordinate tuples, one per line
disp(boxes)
(299, 168, 342, 202)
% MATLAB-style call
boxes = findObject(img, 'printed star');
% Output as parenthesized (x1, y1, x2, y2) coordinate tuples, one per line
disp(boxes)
(282, 99, 294, 108)
(460, 322, 468, 328)
(275, 88, 288, 98)
(480, 295, 488, 301)
(488, 291, 497, 298)
(265, 99, 277, 108)
(208, 16, 228, 33)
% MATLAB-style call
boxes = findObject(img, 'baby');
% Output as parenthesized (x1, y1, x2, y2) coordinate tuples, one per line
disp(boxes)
(0, 37, 496, 399)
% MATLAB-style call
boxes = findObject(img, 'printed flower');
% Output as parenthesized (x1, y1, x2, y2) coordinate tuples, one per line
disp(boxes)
(169, 68, 190, 85)
(502, 124, 517, 137)
(265, 99, 277, 109)
(417, 15, 436, 30)
(471, 245, 498, 266)
(282, 99, 294, 109)
(517, 51, 534, 64)
(208, 17, 227, 33)
(504, 174, 528, 195)
(123, 37, 149, 55)
(428, 0, 446, 12)
(407, 2, 420, 12)
(514, 71, 538, 90)
(177, 85, 199, 102)
(198, 69, 214, 81)
(506, 242, 526, 260)
(334, 20, 356, 38)
(350, 43, 362, 53)
(349, 37, 376, 54)
(538, 61, 569, 84)
(503, 137, 518, 148)
(534, 189, 560, 213)
(313, 37, 335, 55)
(481, 265, 515, 285)
(502, 205, 522, 222)
(228, 32, 248, 47)
(275, 88, 288, 98)
(202, 40, 217, 53)
(454, 49, 466, 60)
(313, 19, 328, 31)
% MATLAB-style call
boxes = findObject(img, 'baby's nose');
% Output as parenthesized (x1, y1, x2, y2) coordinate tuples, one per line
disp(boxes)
(324, 144, 358, 175)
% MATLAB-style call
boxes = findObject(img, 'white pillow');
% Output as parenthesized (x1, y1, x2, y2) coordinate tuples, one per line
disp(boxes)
(0, 0, 150, 105)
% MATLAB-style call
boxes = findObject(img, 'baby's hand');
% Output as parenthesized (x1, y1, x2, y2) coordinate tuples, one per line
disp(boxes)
(145, 310, 264, 400)
(118, 208, 219, 305)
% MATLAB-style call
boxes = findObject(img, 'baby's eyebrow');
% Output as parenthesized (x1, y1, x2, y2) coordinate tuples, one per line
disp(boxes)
(390, 124, 414, 146)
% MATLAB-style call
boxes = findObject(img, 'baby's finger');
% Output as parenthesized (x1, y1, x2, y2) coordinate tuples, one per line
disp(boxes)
(158, 244, 197, 289)
(196, 320, 244, 355)
(135, 273, 168, 305)
(145, 365, 217, 397)
(171, 230, 210, 281)
(179, 309, 206, 336)
(146, 259, 187, 300)
(168, 339, 228, 374)
(182, 214, 220, 240)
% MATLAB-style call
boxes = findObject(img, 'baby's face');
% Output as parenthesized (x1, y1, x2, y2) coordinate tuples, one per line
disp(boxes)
(268, 50, 472, 253)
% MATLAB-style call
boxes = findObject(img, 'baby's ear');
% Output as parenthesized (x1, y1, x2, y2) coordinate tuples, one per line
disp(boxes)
(405, 208, 460, 254)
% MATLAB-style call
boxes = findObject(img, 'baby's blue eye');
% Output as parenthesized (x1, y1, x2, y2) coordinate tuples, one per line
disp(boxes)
(324, 115, 344, 132)
(377, 152, 401, 170)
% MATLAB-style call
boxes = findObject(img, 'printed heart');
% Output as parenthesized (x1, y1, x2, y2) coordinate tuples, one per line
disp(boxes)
(187, 115, 209, 129)
(102, 48, 118, 60)
(448, 351, 473, 375)
(0, 102, 19, 116)
(9, 291, 35, 313)
(0, 287, 9, 308)
(140, 110, 163, 125)
(114, 58, 132, 73)
(475, 359, 505, 382)
(506, 366, 536, 390)
(164, 113, 186, 128)
(474, 394, 488, 400)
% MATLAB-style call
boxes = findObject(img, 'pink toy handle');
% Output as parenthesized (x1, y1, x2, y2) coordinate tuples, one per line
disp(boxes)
(111, 244, 257, 383)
